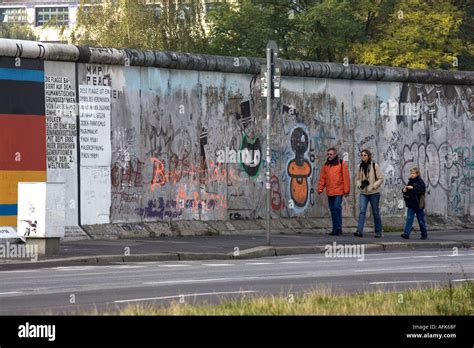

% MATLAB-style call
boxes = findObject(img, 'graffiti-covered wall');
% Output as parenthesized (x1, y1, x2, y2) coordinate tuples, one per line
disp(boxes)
(0, 39, 472, 234)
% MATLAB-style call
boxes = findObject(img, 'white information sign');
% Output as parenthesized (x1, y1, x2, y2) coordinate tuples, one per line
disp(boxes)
(78, 85, 111, 166)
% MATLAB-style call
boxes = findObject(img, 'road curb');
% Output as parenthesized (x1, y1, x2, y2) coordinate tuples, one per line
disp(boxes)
(362, 244, 386, 251)
(375, 241, 465, 250)
(122, 253, 179, 262)
(178, 252, 232, 261)
(274, 246, 325, 256)
(232, 246, 277, 259)
(0, 240, 471, 270)
(0, 256, 99, 270)
(462, 241, 473, 248)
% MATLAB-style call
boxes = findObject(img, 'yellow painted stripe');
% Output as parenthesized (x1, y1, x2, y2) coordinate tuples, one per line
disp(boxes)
(0, 215, 18, 226)
(0, 170, 46, 204)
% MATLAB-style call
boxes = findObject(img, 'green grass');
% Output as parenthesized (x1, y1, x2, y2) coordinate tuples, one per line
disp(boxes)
(105, 282, 474, 316)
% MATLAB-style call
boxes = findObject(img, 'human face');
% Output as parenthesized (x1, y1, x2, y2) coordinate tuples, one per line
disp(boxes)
(360, 152, 369, 163)
(327, 151, 336, 160)
(410, 171, 418, 179)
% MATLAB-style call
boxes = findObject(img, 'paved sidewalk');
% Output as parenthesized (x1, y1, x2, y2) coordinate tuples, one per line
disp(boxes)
(0, 229, 472, 270)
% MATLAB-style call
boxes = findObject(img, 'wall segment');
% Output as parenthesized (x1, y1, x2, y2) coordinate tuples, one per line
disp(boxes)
(0, 39, 472, 236)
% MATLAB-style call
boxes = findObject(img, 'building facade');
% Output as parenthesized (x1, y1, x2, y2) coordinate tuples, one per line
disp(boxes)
(0, 0, 80, 42)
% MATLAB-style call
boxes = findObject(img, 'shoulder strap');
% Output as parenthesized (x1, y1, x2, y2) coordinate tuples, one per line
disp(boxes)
(373, 162, 377, 181)
(340, 159, 344, 185)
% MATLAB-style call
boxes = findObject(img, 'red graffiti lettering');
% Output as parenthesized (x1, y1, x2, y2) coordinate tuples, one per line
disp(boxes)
(151, 157, 228, 191)
(151, 157, 166, 191)
(271, 175, 284, 211)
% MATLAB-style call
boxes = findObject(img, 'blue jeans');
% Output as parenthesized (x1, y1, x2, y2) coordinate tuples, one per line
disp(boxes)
(404, 207, 427, 237)
(328, 195, 343, 233)
(357, 193, 382, 235)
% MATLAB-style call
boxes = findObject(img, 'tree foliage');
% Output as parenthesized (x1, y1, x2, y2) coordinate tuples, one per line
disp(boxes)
(287, 0, 366, 61)
(207, 0, 365, 61)
(0, 23, 38, 41)
(454, 0, 474, 70)
(71, 0, 473, 70)
(208, 0, 471, 69)
(71, 0, 208, 53)
(206, 0, 272, 57)
(352, 0, 464, 69)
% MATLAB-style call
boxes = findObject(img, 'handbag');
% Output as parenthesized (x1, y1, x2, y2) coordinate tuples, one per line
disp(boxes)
(418, 193, 425, 209)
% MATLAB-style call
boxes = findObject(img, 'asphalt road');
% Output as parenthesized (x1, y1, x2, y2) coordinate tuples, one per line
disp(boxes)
(0, 248, 472, 315)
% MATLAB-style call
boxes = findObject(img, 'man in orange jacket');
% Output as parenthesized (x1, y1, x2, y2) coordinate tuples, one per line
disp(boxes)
(318, 147, 351, 235)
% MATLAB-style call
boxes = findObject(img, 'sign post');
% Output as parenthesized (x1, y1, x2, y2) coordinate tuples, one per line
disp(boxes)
(265, 41, 278, 246)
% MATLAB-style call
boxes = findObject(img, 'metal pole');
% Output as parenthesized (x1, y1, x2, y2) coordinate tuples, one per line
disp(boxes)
(266, 47, 272, 246)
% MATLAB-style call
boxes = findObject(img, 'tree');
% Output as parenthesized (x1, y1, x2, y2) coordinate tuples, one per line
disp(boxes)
(71, 0, 159, 49)
(157, 0, 209, 53)
(0, 23, 38, 41)
(453, 0, 474, 70)
(288, 0, 366, 61)
(208, 0, 472, 69)
(71, 0, 209, 53)
(352, 0, 464, 69)
(70, 0, 473, 70)
(207, 0, 274, 57)
(207, 0, 367, 61)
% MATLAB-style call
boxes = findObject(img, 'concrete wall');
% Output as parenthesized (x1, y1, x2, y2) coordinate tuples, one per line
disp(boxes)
(0, 39, 473, 237)
(0, 56, 46, 227)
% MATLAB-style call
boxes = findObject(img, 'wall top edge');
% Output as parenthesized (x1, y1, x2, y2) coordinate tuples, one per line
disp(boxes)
(1, 38, 473, 85)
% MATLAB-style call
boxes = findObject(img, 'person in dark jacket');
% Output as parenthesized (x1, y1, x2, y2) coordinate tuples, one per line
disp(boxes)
(401, 167, 428, 240)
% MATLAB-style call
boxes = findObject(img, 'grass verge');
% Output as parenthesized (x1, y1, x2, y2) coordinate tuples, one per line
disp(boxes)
(110, 282, 473, 316)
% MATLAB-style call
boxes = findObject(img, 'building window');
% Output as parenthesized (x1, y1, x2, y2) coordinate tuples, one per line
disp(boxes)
(0, 8, 28, 24)
(35, 7, 69, 26)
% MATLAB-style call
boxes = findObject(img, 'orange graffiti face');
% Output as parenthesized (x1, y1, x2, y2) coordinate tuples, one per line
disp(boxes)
(291, 179, 308, 206)
(288, 162, 311, 177)
(288, 160, 311, 207)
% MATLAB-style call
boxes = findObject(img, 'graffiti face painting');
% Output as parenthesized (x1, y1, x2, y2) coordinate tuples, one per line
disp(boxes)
(240, 134, 262, 177)
(288, 127, 312, 208)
